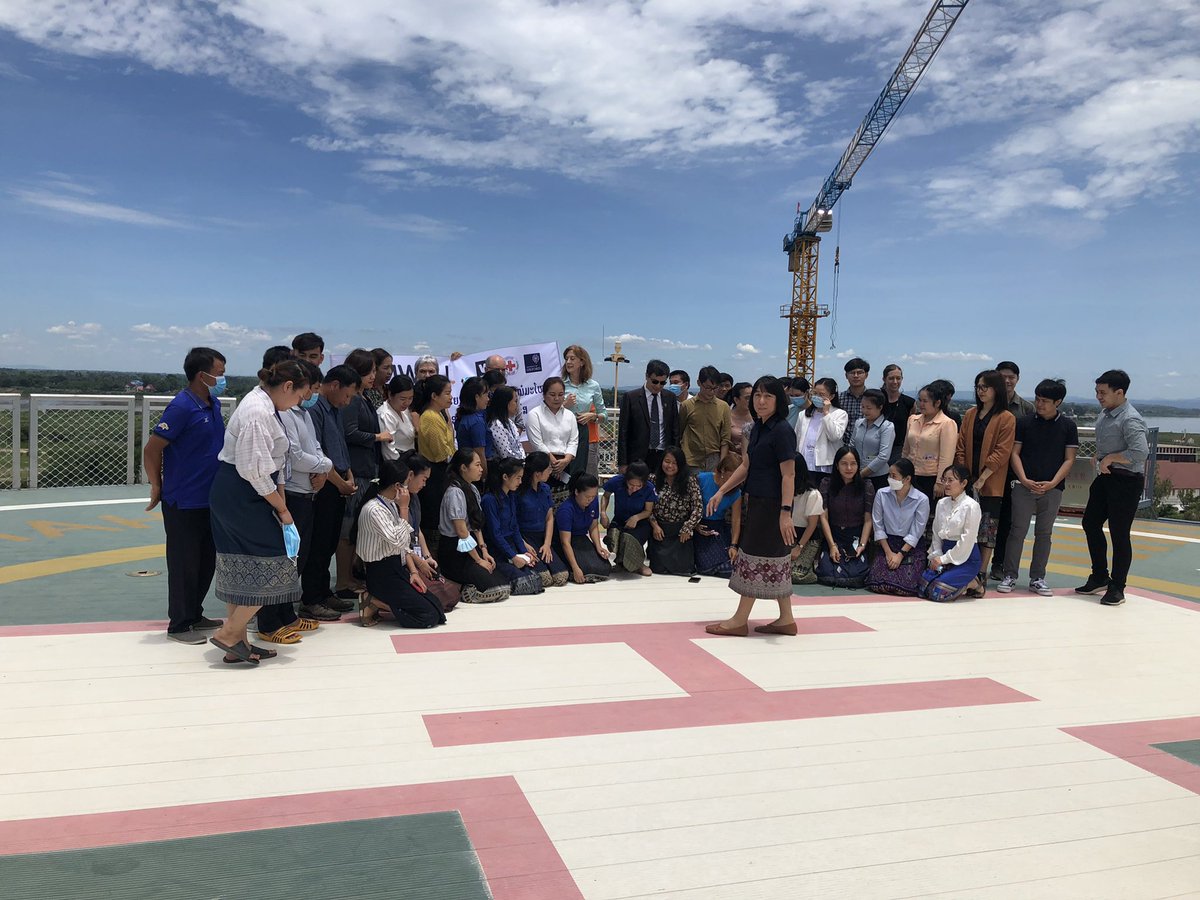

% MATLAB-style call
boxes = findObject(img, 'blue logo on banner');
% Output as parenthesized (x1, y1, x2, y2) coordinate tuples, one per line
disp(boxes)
(523, 353, 542, 374)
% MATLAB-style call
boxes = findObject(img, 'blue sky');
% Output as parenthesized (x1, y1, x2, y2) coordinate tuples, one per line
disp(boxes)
(1, 0, 1198, 401)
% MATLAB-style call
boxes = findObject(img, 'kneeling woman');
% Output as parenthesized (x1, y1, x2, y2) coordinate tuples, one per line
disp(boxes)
(921, 464, 983, 603)
(514, 452, 569, 586)
(601, 460, 656, 575)
(556, 473, 612, 583)
(355, 459, 447, 628)
(866, 458, 931, 596)
(483, 457, 551, 595)
(694, 455, 742, 577)
(437, 449, 511, 603)
(648, 447, 703, 576)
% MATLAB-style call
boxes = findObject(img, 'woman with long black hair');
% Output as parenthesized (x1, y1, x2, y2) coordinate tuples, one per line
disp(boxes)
(355, 458, 447, 629)
(483, 456, 551, 595)
(648, 446, 703, 576)
(415, 374, 455, 554)
(815, 446, 875, 588)
(437, 449, 511, 603)
(515, 452, 570, 586)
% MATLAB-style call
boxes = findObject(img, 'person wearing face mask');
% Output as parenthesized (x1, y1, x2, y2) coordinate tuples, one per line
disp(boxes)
(354, 458, 448, 629)
(144, 346, 229, 645)
(865, 459, 931, 597)
(206, 360, 312, 665)
(668, 370, 691, 400)
(794, 377, 849, 489)
(785, 376, 811, 429)
(256, 357, 332, 644)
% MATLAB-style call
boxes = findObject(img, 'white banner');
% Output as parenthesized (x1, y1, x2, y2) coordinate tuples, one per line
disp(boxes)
(386, 342, 562, 417)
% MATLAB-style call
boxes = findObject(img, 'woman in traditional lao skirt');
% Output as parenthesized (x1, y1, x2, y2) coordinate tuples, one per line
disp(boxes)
(866, 458, 931, 596)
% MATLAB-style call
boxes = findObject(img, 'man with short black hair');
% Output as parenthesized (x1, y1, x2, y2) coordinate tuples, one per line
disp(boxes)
(292, 332, 325, 367)
(717, 373, 734, 403)
(668, 370, 690, 400)
(618, 359, 680, 474)
(997, 379, 1078, 597)
(1076, 369, 1148, 606)
(679, 365, 733, 471)
(144, 347, 227, 644)
(838, 357, 870, 443)
(301, 365, 361, 620)
(996, 361, 1035, 418)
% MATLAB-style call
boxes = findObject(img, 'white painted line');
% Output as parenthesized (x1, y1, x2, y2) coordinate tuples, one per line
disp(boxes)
(0, 498, 151, 513)
(1054, 521, 1200, 545)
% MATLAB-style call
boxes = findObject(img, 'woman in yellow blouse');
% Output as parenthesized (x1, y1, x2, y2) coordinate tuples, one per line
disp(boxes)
(415, 374, 456, 555)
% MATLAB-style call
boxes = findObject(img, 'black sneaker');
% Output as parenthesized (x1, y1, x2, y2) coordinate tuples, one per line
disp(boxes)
(166, 629, 207, 645)
(191, 616, 224, 630)
(1099, 587, 1126, 606)
(301, 602, 342, 621)
(1074, 574, 1111, 595)
(325, 595, 356, 612)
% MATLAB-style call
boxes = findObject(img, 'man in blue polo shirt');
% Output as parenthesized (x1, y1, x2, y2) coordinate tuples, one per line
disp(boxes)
(143, 347, 227, 644)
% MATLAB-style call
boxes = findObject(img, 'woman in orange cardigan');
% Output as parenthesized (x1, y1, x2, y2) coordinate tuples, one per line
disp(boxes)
(955, 369, 1016, 597)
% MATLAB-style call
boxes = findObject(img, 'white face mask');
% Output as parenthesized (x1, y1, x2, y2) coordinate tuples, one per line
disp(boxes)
(887, 477, 905, 492)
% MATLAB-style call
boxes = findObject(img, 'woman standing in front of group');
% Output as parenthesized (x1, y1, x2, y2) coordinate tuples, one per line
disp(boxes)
(704, 376, 798, 637)
(208, 360, 310, 665)
(562, 345, 607, 477)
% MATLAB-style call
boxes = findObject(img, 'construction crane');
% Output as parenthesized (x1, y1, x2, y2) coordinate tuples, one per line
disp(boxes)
(781, 0, 970, 380)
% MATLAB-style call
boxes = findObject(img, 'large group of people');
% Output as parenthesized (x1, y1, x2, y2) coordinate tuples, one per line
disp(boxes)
(143, 337, 1148, 661)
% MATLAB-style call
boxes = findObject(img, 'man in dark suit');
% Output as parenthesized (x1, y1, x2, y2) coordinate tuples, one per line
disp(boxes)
(618, 359, 680, 474)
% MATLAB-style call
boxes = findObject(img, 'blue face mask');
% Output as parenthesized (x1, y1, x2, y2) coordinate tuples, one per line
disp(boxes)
(790, 396, 806, 408)
(665, 383, 682, 396)
(810, 395, 825, 409)
(300, 394, 320, 410)
(206, 374, 227, 397)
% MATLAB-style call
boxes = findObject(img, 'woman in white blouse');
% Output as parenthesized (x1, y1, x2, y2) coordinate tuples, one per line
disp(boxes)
(207, 361, 310, 665)
(794, 377, 849, 489)
(525, 376, 579, 499)
(354, 458, 447, 628)
(377, 373, 416, 458)
(921, 464, 983, 603)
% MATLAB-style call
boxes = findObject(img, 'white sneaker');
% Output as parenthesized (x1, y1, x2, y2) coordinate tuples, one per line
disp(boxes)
(1030, 578, 1053, 597)
(996, 575, 1017, 593)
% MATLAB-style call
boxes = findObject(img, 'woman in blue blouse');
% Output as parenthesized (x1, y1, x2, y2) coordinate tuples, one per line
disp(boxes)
(455, 377, 488, 474)
(515, 452, 569, 586)
(694, 454, 742, 577)
(600, 460, 657, 575)
(556, 472, 611, 583)
(482, 457, 550, 595)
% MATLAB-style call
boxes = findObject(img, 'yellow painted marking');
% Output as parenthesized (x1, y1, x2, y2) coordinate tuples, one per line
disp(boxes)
(0, 544, 165, 585)
(1044, 561, 1200, 601)
(0, 533, 32, 543)
(98, 515, 154, 529)
(25, 520, 122, 539)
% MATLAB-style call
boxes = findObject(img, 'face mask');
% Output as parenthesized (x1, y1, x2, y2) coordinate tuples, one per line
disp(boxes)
(810, 395, 825, 409)
(206, 374, 227, 397)
(300, 394, 320, 410)
(665, 383, 682, 396)
(790, 396, 805, 408)
(887, 477, 905, 491)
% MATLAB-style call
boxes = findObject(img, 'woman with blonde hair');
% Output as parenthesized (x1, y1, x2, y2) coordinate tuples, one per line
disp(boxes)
(562, 344, 607, 477)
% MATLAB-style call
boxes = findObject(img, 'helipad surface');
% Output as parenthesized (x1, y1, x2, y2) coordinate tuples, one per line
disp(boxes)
(1, 487, 1199, 899)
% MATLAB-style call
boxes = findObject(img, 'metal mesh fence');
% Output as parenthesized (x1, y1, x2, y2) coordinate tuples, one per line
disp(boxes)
(30, 396, 135, 488)
(0, 395, 17, 490)
(595, 408, 619, 477)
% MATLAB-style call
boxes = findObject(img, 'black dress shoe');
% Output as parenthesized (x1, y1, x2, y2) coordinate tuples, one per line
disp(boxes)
(1075, 574, 1111, 595)
(1099, 587, 1126, 606)
(325, 595, 356, 612)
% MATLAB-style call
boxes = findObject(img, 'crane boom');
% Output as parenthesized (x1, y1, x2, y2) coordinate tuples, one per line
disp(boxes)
(781, 0, 970, 380)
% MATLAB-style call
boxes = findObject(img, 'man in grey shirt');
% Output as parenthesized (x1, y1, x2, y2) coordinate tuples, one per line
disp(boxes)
(1076, 369, 1149, 607)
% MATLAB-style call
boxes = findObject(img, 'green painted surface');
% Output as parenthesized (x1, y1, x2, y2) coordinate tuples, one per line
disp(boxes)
(0, 812, 492, 900)
(1152, 739, 1200, 767)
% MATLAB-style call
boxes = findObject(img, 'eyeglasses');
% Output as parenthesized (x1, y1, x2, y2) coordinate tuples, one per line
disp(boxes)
(976, 384, 989, 391)
(648, 378, 666, 385)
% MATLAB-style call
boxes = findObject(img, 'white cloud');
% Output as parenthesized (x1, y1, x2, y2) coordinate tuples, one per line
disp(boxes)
(898, 351, 993, 365)
(47, 321, 102, 339)
(131, 321, 275, 347)
(412, 341, 431, 352)
(833, 347, 858, 359)
(12, 187, 189, 228)
(735, 342, 761, 355)
(611, 333, 712, 352)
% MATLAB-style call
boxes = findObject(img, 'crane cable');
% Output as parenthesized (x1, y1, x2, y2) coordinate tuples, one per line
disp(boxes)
(828, 200, 843, 349)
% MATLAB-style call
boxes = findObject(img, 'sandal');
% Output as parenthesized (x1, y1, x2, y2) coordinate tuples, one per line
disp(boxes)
(258, 627, 302, 645)
(359, 592, 379, 628)
(210, 637, 260, 666)
(248, 644, 278, 658)
(290, 618, 319, 632)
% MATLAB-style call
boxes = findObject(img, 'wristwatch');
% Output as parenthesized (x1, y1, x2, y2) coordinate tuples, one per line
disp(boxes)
(780, 504, 793, 512)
